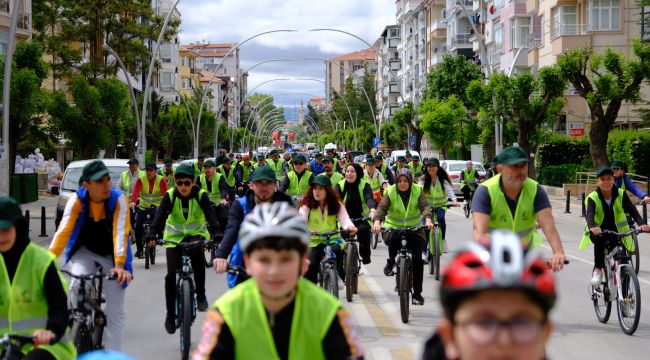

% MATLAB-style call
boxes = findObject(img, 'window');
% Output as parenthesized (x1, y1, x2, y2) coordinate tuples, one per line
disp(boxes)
(589, 0, 620, 31)
(494, 0, 504, 10)
(0, 28, 8, 57)
(494, 23, 503, 52)
(160, 43, 172, 63)
(160, 72, 173, 92)
(553, 6, 577, 37)
(182, 78, 190, 89)
(643, 6, 650, 41)
(510, 17, 531, 49)
(389, 28, 400, 38)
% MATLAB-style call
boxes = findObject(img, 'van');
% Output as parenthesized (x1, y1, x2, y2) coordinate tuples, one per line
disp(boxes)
(389, 150, 421, 164)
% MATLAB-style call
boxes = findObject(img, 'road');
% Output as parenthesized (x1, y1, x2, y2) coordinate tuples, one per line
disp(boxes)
(24, 193, 650, 359)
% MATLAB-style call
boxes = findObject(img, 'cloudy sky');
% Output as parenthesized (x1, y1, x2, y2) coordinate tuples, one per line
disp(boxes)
(177, 0, 396, 120)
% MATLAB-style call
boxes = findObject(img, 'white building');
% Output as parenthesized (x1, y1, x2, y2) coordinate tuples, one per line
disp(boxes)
(153, 0, 181, 104)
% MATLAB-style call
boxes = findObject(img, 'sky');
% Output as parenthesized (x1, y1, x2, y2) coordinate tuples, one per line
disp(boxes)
(176, 0, 396, 121)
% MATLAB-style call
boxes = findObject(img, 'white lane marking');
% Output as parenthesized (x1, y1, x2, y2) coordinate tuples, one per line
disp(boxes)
(370, 347, 393, 360)
(346, 297, 381, 338)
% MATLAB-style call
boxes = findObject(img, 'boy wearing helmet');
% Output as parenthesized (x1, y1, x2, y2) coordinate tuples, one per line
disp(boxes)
(193, 203, 363, 359)
(423, 231, 556, 360)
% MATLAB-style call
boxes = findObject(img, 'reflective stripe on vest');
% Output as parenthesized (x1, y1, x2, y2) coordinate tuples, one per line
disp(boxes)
(199, 173, 223, 204)
(215, 278, 338, 360)
(425, 179, 448, 207)
(484, 174, 542, 247)
(218, 165, 236, 187)
(138, 174, 164, 208)
(384, 184, 423, 228)
(307, 207, 340, 246)
(287, 171, 313, 196)
(162, 189, 210, 246)
(579, 188, 633, 251)
(338, 179, 369, 217)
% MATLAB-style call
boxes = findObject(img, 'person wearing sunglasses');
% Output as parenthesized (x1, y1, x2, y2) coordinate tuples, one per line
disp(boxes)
(281, 154, 314, 197)
(423, 230, 556, 360)
(148, 164, 222, 334)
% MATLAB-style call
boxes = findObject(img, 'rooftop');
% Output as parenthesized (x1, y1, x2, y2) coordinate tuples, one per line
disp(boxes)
(329, 48, 377, 62)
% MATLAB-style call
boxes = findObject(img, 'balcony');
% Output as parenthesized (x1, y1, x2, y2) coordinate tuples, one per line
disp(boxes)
(551, 24, 591, 56)
(527, 47, 539, 68)
(389, 38, 400, 48)
(389, 83, 400, 94)
(390, 60, 401, 71)
(430, 54, 444, 66)
(430, 20, 447, 39)
(449, 33, 472, 50)
(17, 11, 30, 32)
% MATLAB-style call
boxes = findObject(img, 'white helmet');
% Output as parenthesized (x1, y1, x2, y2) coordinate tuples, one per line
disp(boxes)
(239, 202, 310, 252)
(324, 143, 336, 151)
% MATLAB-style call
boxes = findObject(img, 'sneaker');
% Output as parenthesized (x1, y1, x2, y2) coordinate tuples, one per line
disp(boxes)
(591, 268, 603, 286)
(134, 251, 143, 259)
(164, 314, 176, 334)
(412, 293, 425, 305)
(384, 259, 395, 276)
(197, 294, 208, 312)
(443, 240, 448, 254)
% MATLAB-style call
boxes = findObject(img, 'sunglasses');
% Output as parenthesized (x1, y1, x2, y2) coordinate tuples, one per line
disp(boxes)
(175, 180, 193, 187)
(294, 162, 305, 165)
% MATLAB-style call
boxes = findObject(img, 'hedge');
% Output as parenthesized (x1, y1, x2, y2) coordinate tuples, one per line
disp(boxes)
(537, 164, 591, 186)
(536, 135, 590, 168)
(607, 130, 650, 176)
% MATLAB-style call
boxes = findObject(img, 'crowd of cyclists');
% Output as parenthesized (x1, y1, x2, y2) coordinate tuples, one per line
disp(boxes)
(4, 142, 650, 359)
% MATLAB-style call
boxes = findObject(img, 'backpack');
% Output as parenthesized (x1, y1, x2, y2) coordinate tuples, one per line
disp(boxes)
(226, 196, 250, 288)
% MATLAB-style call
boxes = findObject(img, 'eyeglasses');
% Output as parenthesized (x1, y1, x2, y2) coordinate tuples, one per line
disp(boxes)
(455, 317, 546, 345)
(175, 180, 193, 187)
(294, 162, 305, 166)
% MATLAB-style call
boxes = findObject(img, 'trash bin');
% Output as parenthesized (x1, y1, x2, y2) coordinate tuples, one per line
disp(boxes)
(21, 173, 38, 203)
(10, 175, 23, 203)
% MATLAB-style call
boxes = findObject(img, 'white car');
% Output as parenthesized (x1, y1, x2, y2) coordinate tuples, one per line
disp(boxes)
(440, 160, 487, 196)
(389, 150, 421, 165)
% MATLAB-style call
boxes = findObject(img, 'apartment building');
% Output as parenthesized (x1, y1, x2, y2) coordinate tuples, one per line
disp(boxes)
(153, 0, 181, 104)
(423, 0, 449, 69)
(0, 0, 31, 57)
(395, 0, 426, 106)
(178, 46, 200, 99)
(325, 48, 377, 101)
(374, 25, 402, 123)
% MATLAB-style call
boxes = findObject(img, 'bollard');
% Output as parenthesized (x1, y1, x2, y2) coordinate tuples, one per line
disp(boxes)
(39, 206, 48, 237)
(24, 210, 30, 232)
(643, 202, 648, 224)
(564, 190, 571, 213)
(581, 193, 586, 217)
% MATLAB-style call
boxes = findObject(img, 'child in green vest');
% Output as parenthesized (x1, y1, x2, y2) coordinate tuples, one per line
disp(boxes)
(192, 202, 363, 359)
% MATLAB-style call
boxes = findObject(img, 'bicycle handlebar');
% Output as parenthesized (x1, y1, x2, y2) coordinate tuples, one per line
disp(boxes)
(61, 269, 117, 281)
(311, 229, 350, 237)
(226, 264, 246, 275)
(381, 225, 427, 233)
(350, 217, 370, 222)
(157, 237, 213, 249)
(0, 334, 34, 346)
(599, 229, 645, 238)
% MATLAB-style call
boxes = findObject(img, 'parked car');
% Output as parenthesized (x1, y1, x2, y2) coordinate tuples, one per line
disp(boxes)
(440, 160, 487, 196)
(389, 150, 421, 165)
(55, 159, 131, 228)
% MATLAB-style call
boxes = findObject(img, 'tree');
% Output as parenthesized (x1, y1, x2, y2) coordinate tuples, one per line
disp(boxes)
(391, 102, 418, 150)
(420, 96, 466, 159)
(557, 42, 650, 167)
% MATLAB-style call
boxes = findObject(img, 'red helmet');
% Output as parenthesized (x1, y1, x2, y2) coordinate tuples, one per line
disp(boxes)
(439, 230, 556, 317)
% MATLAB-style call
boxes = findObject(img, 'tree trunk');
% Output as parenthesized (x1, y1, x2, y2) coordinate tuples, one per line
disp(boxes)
(588, 117, 610, 168)
(517, 119, 536, 178)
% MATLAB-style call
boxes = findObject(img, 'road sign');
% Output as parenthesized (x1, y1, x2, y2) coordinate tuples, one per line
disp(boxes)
(373, 137, 381, 148)
(409, 136, 417, 148)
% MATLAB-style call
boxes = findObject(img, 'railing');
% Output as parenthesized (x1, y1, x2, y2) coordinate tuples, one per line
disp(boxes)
(450, 33, 471, 45)
(552, 23, 589, 38)
(17, 11, 30, 31)
(430, 20, 447, 32)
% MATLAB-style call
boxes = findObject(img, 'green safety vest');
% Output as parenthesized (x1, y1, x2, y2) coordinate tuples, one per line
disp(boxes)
(120, 170, 144, 199)
(579, 188, 633, 251)
(338, 179, 369, 217)
(307, 207, 341, 246)
(215, 278, 339, 360)
(365, 171, 382, 192)
(218, 165, 236, 188)
(408, 162, 423, 179)
(425, 179, 448, 208)
(379, 163, 388, 178)
(287, 170, 313, 196)
(384, 184, 423, 228)
(253, 162, 269, 171)
(0, 243, 76, 360)
(199, 173, 223, 204)
(162, 189, 210, 247)
(159, 168, 176, 188)
(273, 158, 287, 182)
(287, 161, 294, 173)
(194, 162, 205, 176)
(462, 168, 477, 186)
(327, 172, 343, 185)
(483, 174, 543, 247)
(138, 174, 164, 208)
(239, 162, 254, 183)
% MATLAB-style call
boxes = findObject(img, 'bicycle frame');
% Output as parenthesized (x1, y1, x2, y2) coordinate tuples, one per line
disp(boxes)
(605, 242, 633, 302)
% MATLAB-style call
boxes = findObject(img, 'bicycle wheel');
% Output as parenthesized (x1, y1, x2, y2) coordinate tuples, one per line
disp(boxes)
(325, 266, 339, 299)
(345, 245, 354, 302)
(592, 266, 612, 323)
(464, 200, 471, 218)
(399, 256, 410, 323)
(372, 233, 379, 249)
(203, 243, 214, 268)
(144, 245, 150, 269)
(617, 265, 641, 335)
(149, 243, 156, 265)
(70, 321, 93, 354)
(351, 256, 359, 295)
(180, 280, 192, 360)
(91, 312, 106, 350)
(433, 228, 441, 281)
(630, 233, 640, 274)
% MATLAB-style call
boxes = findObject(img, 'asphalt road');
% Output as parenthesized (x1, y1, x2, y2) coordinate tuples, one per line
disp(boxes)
(23, 194, 650, 359)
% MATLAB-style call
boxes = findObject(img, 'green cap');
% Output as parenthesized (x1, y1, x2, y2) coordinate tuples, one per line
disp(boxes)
(0, 197, 23, 229)
(164, 158, 173, 165)
(427, 157, 440, 166)
(145, 162, 157, 170)
(323, 156, 333, 163)
(611, 160, 623, 169)
(375, 155, 383, 161)
(251, 166, 276, 182)
(494, 146, 528, 165)
(313, 175, 332, 187)
(315, 153, 323, 159)
(269, 149, 280, 156)
(365, 155, 374, 163)
(222, 157, 232, 164)
(174, 164, 195, 179)
(294, 155, 307, 163)
(412, 155, 420, 161)
(127, 158, 139, 165)
(80, 160, 110, 184)
(291, 152, 298, 158)
(204, 160, 216, 167)
(405, 151, 412, 157)
(257, 154, 266, 161)
(596, 165, 614, 177)
(198, 155, 205, 160)
(397, 156, 406, 162)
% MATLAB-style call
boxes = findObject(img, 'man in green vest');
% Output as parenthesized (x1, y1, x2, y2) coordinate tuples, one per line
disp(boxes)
(198, 160, 229, 231)
(131, 162, 168, 258)
(117, 157, 144, 202)
(472, 146, 566, 272)
(217, 158, 240, 203)
(282, 154, 314, 197)
(269, 149, 288, 183)
(192, 202, 363, 359)
(460, 161, 480, 204)
(323, 156, 343, 184)
(158, 159, 175, 188)
(235, 153, 254, 194)
(407, 155, 424, 182)
(148, 164, 222, 334)
(376, 155, 395, 185)
(581, 166, 649, 285)
(0, 197, 77, 360)
(194, 155, 206, 176)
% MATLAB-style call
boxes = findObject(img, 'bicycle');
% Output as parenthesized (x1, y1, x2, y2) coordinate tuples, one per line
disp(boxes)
(158, 236, 214, 360)
(590, 229, 645, 335)
(382, 225, 427, 324)
(310, 229, 348, 299)
(61, 264, 116, 355)
(142, 205, 158, 269)
(428, 204, 455, 280)
(344, 218, 369, 302)
(0, 334, 34, 360)
(462, 182, 477, 218)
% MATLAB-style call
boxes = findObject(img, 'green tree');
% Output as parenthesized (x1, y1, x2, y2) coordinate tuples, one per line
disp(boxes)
(419, 96, 466, 159)
(557, 42, 650, 167)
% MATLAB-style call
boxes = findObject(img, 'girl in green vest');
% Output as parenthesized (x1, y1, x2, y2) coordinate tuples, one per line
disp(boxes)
(335, 164, 377, 265)
(192, 202, 364, 359)
(420, 158, 458, 253)
(298, 175, 357, 284)
(0, 197, 76, 360)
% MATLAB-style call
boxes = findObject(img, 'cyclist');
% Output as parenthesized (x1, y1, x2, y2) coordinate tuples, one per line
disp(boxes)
(407, 155, 423, 182)
(405, 151, 413, 165)
(50, 160, 133, 351)
(611, 160, 650, 203)
(282, 155, 314, 197)
(460, 161, 480, 205)
(324, 144, 343, 173)
(323, 156, 343, 184)
(1, 197, 76, 360)
(472, 146, 566, 272)
(193, 155, 206, 176)
(148, 164, 222, 334)
(580, 166, 650, 285)
(158, 159, 175, 188)
(269, 150, 288, 184)
(423, 231, 557, 360)
(391, 156, 407, 173)
(130, 162, 168, 259)
(117, 158, 143, 201)
(213, 166, 293, 286)
(193, 202, 363, 359)
(284, 152, 295, 173)
(309, 153, 326, 176)
(299, 175, 357, 284)
(364, 155, 386, 204)
(197, 160, 229, 231)
(217, 158, 240, 203)
(335, 164, 376, 265)
(375, 155, 395, 186)
(235, 154, 254, 194)
(372, 168, 433, 305)
(420, 158, 458, 253)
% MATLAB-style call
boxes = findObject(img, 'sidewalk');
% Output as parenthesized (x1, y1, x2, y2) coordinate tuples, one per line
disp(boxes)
(19, 193, 59, 247)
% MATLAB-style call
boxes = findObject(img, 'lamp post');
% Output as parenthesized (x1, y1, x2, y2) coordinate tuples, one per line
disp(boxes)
(173, 89, 197, 153)
(103, 44, 141, 145)
(295, 77, 355, 141)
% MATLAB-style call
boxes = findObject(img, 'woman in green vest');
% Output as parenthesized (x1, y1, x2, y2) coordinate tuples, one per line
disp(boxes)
(420, 158, 458, 253)
(581, 166, 650, 286)
(0, 197, 76, 360)
(192, 202, 363, 359)
(372, 169, 433, 305)
(335, 164, 376, 265)
(298, 175, 357, 284)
